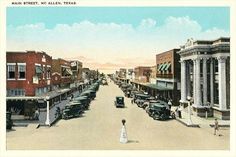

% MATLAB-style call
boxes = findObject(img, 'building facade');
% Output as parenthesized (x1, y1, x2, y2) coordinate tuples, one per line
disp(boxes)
(70, 60, 83, 82)
(7, 51, 52, 96)
(134, 66, 151, 83)
(155, 49, 181, 105)
(51, 58, 73, 89)
(178, 37, 230, 120)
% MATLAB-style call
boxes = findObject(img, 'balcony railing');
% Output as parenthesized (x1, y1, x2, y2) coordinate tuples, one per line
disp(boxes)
(156, 74, 173, 78)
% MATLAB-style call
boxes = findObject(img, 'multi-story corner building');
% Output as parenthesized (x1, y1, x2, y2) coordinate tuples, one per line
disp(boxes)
(155, 49, 181, 104)
(51, 58, 73, 89)
(7, 51, 52, 96)
(6, 50, 53, 118)
(178, 37, 230, 120)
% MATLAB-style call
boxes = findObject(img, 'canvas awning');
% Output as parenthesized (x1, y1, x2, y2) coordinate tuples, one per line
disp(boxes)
(164, 63, 171, 71)
(158, 64, 163, 71)
(160, 63, 167, 71)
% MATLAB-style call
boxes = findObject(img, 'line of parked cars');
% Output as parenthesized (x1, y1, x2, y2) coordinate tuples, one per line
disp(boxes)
(62, 80, 101, 120)
(113, 79, 175, 121)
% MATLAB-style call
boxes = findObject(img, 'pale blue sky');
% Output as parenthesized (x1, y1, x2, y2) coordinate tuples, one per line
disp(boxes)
(7, 7, 229, 30)
(7, 7, 230, 72)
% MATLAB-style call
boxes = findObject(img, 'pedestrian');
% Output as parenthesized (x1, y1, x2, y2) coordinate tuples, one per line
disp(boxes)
(214, 118, 219, 135)
(34, 108, 39, 120)
(120, 119, 128, 144)
(55, 107, 61, 118)
(177, 106, 182, 118)
(70, 94, 74, 101)
(168, 99, 172, 111)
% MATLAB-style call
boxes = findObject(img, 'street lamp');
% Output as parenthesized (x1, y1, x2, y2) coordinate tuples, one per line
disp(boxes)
(45, 96, 50, 126)
(204, 102, 210, 119)
(187, 96, 193, 125)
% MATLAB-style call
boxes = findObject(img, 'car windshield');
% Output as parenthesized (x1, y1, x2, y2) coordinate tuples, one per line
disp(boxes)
(116, 97, 124, 103)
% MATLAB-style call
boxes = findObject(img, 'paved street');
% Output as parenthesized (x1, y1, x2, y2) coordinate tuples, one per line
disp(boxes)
(7, 81, 229, 150)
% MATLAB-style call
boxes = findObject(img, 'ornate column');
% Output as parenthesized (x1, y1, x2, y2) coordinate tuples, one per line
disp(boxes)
(186, 61, 191, 97)
(202, 58, 208, 105)
(180, 60, 187, 102)
(195, 58, 202, 107)
(193, 59, 196, 105)
(210, 58, 214, 106)
(218, 56, 227, 110)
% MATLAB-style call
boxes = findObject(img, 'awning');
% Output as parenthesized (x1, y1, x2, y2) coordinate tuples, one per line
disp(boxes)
(158, 64, 163, 71)
(164, 63, 171, 71)
(144, 83, 173, 91)
(160, 63, 167, 71)
(35, 66, 43, 74)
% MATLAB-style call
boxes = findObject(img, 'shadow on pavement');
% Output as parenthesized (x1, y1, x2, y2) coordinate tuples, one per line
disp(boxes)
(127, 140, 139, 143)
(6, 128, 16, 132)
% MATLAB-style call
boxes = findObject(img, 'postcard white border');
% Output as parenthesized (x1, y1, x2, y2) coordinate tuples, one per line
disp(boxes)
(0, 0, 235, 157)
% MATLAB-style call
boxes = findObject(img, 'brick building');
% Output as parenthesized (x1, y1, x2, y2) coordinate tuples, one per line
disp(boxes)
(155, 49, 181, 105)
(7, 51, 52, 96)
(134, 66, 151, 83)
(51, 58, 73, 89)
(6, 51, 52, 118)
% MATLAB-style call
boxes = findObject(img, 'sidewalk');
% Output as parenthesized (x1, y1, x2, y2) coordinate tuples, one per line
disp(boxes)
(39, 90, 81, 126)
(13, 90, 82, 128)
(173, 106, 230, 128)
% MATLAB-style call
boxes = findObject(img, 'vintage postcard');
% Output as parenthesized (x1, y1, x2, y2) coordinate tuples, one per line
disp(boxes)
(0, 0, 235, 157)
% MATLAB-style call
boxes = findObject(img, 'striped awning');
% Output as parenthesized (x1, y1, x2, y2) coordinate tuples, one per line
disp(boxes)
(160, 63, 167, 71)
(158, 64, 163, 71)
(165, 63, 171, 71)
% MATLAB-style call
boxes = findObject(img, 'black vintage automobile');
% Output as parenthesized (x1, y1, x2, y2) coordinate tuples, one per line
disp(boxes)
(74, 96, 90, 109)
(146, 100, 173, 120)
(62, 102, 84, 120)
(6, 111, 13, 130)
(114, 96, 125, 108)
(134, 93, 150, 107)
(80, 91, 93, 100)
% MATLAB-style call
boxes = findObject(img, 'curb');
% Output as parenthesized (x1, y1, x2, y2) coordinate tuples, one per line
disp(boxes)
(13, 123, 28, 127)
(209, 124, 230, 128)
(175, 118, 200, 128)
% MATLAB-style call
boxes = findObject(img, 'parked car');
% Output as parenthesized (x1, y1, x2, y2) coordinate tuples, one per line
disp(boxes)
(62, 102, 84, 119)
(114, 96, 125, 108)
(146, 100, 174, 120)
(74, 96, 90, 109)
(80, 91, 92, 100)
(6, 111, 13, 130)
(134, 93, 150, 106)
